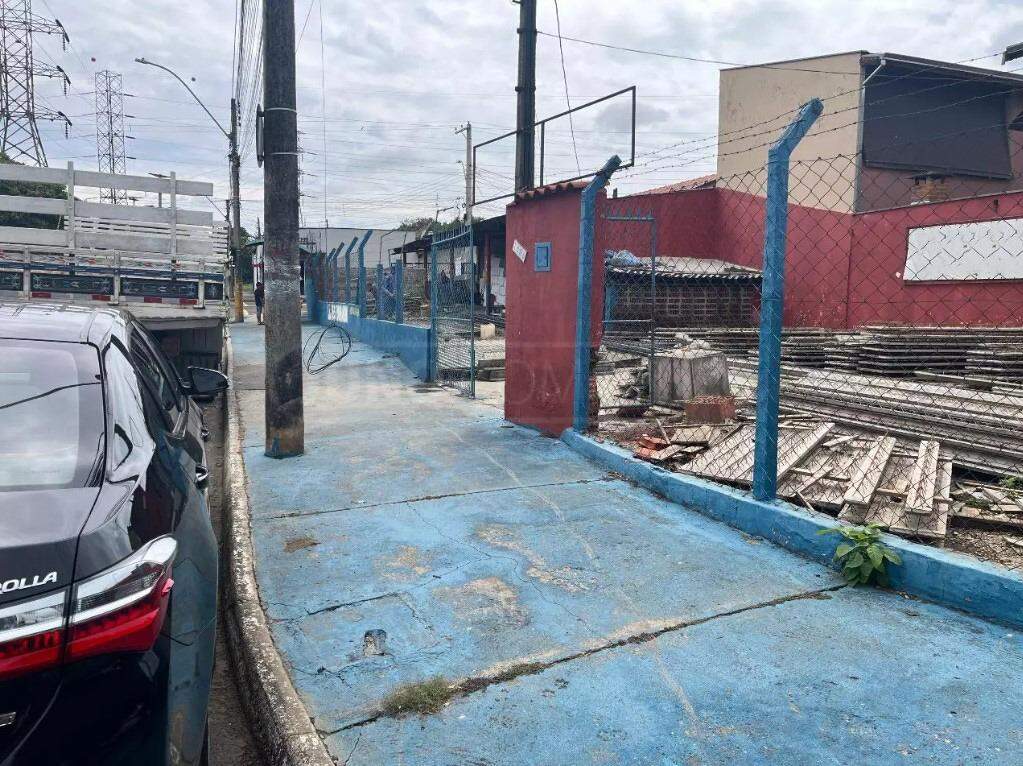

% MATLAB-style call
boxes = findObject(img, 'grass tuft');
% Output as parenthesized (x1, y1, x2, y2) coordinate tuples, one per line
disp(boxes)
(380, 677, 456, 717)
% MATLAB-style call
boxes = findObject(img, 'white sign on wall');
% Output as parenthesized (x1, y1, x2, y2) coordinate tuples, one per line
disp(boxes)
(512, 239, 528, 263)
(906, 217, 1023, 281)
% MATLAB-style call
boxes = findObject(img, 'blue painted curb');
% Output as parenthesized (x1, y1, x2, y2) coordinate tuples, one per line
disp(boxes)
(562, 429, 1023, 629)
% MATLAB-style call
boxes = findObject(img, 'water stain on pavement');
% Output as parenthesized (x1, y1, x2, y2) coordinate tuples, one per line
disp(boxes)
(476, 524, 595, 592)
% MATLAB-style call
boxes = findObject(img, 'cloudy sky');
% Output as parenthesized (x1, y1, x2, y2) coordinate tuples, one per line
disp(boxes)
(31, 0, 1023, 231)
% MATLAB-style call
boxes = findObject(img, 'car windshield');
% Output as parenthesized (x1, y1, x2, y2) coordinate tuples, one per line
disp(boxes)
(0, 339, 105, 491)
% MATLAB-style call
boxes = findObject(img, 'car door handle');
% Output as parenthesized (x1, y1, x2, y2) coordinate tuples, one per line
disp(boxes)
(195, 464, 209, 489)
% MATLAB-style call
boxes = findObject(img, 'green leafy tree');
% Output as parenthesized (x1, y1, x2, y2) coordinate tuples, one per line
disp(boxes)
(0, 153, 67, 229)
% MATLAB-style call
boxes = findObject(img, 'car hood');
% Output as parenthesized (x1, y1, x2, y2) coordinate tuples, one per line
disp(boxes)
(0, 487, 101, 606)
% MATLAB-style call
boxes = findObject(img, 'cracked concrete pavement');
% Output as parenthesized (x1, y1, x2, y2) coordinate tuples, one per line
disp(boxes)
(232, 322, 1023, 765)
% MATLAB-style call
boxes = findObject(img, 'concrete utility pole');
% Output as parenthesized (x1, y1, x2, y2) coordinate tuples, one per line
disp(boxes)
(230, 97, 244, 322)
(262, 0, 304, 458)
(456, 122, 472, 221)
(514, 0, 536, 192)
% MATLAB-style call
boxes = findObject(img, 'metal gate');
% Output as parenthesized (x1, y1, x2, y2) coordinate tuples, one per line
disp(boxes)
(430, 222, 476, 396)
(597, 211, 659, 414)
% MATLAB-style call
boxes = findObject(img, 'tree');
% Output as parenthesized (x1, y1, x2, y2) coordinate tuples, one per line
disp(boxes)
(397, 216, 434, 233)
(0, 154, 67, 229)
(237, 225, 255, 284)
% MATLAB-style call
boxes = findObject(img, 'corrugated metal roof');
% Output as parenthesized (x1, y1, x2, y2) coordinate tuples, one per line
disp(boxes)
(606, 254, 761, 281)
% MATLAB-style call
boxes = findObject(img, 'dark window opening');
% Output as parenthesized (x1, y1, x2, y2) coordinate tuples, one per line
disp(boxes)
(862, 70, 1015, 179)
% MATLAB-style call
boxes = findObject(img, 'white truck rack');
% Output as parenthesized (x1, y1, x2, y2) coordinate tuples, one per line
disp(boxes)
(0, 162, 229, 317)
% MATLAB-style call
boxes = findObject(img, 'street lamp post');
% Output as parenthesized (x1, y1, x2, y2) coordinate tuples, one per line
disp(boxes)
(135, 56, 245, 323)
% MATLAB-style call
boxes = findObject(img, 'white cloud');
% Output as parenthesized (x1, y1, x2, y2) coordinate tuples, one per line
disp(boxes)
(30, 0, 1023, 230)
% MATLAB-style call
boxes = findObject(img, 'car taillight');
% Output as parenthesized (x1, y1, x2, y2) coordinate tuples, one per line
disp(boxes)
(0, 591, 66, 679)
(67, 536, 177, 662)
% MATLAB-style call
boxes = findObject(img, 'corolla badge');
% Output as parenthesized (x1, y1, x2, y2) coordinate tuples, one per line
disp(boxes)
(1, 572, 58, 594)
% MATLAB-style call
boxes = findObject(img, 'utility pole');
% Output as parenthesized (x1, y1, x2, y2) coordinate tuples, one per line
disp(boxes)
(513, 0, 536, 192)
(262, 0, 303, 458)
(456, 122, 472, 222)
(135, 56, 245, 323)
(230, 97, 244, 322)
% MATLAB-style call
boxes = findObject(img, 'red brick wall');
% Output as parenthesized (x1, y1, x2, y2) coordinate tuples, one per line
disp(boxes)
(502, 184, 1023, 435)
(848, 192, 1023, 327)
(597, 186, 1023, 330)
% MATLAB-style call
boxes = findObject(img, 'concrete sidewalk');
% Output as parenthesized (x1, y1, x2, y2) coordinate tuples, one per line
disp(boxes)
(232, 322, 1022, 766)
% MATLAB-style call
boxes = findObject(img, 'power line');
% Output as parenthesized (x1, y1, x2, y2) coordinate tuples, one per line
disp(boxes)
(550, 0, 580, 175)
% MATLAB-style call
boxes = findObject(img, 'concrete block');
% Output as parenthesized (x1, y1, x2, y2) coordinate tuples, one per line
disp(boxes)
(479, 323, 497, 340)
(650, 348, 730, 405)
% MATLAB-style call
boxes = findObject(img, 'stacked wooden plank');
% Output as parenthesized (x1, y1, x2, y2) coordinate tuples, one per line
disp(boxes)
(773, 369, 1023, 475)
(839, 441, 952, 541)
(683, 421, 835, 486)
(675, 421, 952, 540)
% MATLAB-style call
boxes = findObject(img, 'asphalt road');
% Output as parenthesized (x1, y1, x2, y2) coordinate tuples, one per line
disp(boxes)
(202, 395, 264, 766)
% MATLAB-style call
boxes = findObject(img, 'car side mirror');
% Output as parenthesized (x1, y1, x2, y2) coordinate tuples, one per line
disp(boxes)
(188, 366, 229, 397)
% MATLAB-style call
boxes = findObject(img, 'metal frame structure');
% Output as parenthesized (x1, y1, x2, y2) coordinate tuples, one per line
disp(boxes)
(95, 70, 127, 203)
(473, 86, 636, 206)
(0, 0, 71, 166)
(603, 210, 658, 398)
(572, 155, 622, 431)
(429, 222, 476, 396)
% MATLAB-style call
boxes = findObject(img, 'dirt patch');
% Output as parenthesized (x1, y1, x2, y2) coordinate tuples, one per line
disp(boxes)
(946, 527, 1023, 571)
(434, 577, 529, 628)
(283, 535, 319, 553)
(376, 544, 432, 580)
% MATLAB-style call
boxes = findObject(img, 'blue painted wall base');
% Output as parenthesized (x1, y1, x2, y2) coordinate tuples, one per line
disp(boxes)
(562, 429, 1023, 629)
(319, 301, 432, 381)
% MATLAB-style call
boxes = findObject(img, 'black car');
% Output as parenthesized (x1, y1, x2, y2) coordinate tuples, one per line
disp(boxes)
(0, 304, 227, 765)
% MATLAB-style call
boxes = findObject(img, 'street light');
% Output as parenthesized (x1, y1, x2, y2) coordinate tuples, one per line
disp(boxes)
(135, 56, 245, 322)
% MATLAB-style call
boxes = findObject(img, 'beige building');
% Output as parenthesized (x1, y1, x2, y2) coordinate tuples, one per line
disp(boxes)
(716, 52, 1023, 212)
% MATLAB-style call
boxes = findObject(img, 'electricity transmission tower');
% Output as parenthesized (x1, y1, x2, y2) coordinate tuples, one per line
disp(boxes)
(95, 69, 126, 202)
(0, 0, 71, 165)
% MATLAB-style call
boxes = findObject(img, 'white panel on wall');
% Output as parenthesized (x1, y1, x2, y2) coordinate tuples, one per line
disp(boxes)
(905, 217, 1023, 281)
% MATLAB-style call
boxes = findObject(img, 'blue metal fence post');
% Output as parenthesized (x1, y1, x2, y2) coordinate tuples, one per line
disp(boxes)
(572, 155, 623, 432)
(342, 237, 357, 303)
(395, 261, 404, 324)
(357, 230, 372, 316)
(304, 254, 319, 322)
(752, 98, 823, 502)
(326, 244, 340, 306)
(330, 243, 344, 303)
(429, 242, 438, 381)
(376, 263, 384, 318)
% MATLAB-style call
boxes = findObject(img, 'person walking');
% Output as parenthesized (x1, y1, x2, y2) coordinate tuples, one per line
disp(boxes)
(254, 281, 265, 325)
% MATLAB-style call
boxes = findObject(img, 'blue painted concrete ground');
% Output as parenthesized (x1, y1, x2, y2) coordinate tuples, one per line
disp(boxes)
(232, 322, 1023, 765)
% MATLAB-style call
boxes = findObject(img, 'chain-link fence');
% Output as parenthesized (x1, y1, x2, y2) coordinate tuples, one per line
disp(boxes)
(584, 96, 1023, 573)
